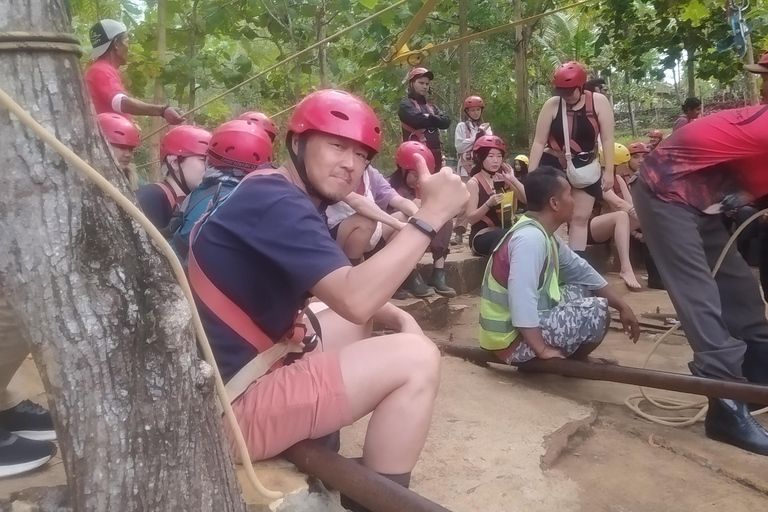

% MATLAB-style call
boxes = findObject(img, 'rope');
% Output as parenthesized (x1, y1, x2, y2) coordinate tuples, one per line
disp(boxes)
(140, 0, 410, 142)
(0, 87, 283, 500)
(625, 208, 768, 426)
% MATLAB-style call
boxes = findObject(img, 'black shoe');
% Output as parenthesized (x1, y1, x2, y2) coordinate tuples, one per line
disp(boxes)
(0, 400, 56, 441)
(704, 397, 768, 455)
(427, 268, 456, 298)
(392, 288, 410, 300)
(0, 427, 56, 478)
(403, 270, 434, 298)
(451, 227, 465, 246)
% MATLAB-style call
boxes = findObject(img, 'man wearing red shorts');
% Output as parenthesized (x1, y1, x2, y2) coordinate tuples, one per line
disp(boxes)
(190, 90, 468, 509)
(632, 104, 768, 455)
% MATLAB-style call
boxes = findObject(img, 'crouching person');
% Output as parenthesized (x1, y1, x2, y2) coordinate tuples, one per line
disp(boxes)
(479, 166, 639, 363)
(189, 90, 468, 511)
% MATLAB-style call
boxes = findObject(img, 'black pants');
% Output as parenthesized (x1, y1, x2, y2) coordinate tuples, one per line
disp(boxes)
(471, 228, 508, 257)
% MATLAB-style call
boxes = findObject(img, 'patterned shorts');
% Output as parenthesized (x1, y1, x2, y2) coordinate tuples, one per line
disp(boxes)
(499, 284, 610, 363)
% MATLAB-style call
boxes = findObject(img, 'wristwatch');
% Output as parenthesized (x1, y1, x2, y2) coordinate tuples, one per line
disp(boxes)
(408, 217, 438, 239)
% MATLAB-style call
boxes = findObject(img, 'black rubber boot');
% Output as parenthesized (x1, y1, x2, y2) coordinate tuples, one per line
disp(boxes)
(689, 363, 768, 455)
(451, 226, 466, 246)
(403, 270, 434, 298)
(340, 468, 411, 512)
(392, 288, 410, 300)
(428, 268, 457, 298)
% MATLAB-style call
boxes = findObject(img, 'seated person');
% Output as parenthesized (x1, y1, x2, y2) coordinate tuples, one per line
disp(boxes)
(465, 136, 527, 257)
(136, 125, 211, 233)
(479, 166, 639, 364)
(170, 119, 274, 262)
(97, 113, 141, 190)
(189, 90, 468, 511)
(647, 129, 664, 151)
(388, 142, 458, 298)
(513, 154, 530, 213)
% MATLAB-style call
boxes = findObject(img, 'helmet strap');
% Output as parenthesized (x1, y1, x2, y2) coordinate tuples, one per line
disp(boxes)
(288, 133, 334, 210)
(167, 157, 191, 195)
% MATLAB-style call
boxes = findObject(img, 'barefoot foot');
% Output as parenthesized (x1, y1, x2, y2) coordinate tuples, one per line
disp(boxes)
(620, 271, 642, 290)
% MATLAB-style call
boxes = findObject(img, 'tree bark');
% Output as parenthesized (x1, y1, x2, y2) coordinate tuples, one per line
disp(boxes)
(316, 0, 329, 89)
(0, 2, 246, 511)
(625, 71, 637, 137)
(513, 0, 531, 148)
(187, 0, 202, 122)
(685, 48, 696, 98)
(149, 0, 168, 181)
(458, 0, 470, 101)
(744, 32, 759, 106)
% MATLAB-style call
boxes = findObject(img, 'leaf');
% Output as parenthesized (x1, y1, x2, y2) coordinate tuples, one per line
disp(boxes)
(357, 0, 378, 9)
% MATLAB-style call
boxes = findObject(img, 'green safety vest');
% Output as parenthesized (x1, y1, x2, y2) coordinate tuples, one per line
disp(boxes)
(479, 215, 562, 351)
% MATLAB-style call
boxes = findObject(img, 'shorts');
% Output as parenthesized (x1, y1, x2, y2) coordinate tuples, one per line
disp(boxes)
(225, 350, 353, 462)
(495, 284, 610, 364)
(586, 218, 610, 246)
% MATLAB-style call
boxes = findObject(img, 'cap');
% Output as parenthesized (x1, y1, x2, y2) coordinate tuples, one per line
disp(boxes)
(90, 19, 127, 60)
(745, 51, 768, 74)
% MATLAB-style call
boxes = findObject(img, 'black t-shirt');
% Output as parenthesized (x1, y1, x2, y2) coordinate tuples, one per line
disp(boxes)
(137, 183, 175, 230)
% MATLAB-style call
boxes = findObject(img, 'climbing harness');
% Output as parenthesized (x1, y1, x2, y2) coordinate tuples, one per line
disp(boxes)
(718, 0, 750, 58)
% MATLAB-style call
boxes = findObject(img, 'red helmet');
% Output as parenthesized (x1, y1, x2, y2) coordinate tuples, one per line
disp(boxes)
(406, 67, 434, 83)
(238, 111, 277, 141)
(97, 113, 140, 148)
(396, 141, 435, 174)
(287, 89, 381, 156)
(160, 125, 212, 161)
(207, 120, 273, 172)
(473, 135, 506, 156)
(627, 142, 650, 155)
(647, 129, 664, 139)
(463, 95, 484, 109)
(552, 61, 588, 89)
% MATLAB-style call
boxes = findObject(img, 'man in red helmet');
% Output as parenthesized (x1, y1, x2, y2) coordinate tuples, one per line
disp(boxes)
(631, 104, 768, 455)
(189, 90, 467, 509)
(136, 125, 211, 232)
(745, 50, 768, 104)
(97, 112, 141, 189)
(84, 19, 183, 124)
(398, 68, 451, 173)
(170, 120, 273, 262)
(238, 111, 278, 143)
(647, 130, 664, 151)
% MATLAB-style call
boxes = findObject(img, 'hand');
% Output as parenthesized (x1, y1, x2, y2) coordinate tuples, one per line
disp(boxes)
(413, 153, 469, 226)
(486, 193, 504, 208)
(163, 106, 184, 125)
(500, 163, 515, 180)
(619, 305, 640, 343)
(480, 123, 490, 132)
(602, 173, 614, 192)
(538, 345, 566, 360)
(394, 219, 407, 231)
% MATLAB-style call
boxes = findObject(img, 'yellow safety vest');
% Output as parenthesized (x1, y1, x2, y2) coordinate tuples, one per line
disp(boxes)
(479, 215, 562, 351)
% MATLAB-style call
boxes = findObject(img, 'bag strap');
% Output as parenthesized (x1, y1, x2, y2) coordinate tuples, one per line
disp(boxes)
(472, 175, 498, 229)
(561, 98, 573, 164)
(157, 182, 180, 208)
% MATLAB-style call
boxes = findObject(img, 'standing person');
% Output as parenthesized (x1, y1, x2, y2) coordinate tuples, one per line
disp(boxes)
(631, 104, 768, 455)
(529, 61, 616, 255)
(170, 120, 273, 262)
(388, 142, 457, 298)
(745, 50, 768, 104)
(84, 19, 183, 124)
(672, 97, 702, 132)
(647, 129, 664, 151)
(96, 112, 140, 189)
(136, 125, 211, 232)
(455, 95, 491, 176)
(189, 90, 468, 508)
(465, 136, 527, 257)
(584, 77, 607, 95)
(398, 67, 451, 173)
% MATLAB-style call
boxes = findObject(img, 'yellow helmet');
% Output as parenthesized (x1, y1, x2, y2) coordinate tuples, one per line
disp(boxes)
(514, 154, 529, 165)
(599, 143, 631, 167)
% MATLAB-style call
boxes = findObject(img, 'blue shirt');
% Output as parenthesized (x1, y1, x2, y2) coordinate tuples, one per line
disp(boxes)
(191, 174, 350, 381)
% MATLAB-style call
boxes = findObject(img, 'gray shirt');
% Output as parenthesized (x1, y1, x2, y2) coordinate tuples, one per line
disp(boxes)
(507, 226, 607, 328)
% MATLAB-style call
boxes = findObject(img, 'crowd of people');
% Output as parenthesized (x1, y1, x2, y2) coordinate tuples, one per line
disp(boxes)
(2, 17, 768, 498)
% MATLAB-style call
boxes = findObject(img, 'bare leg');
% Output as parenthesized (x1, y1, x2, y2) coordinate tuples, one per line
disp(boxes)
(335, 214, 377, 261)
(568, 188, 595, 251)
(589, 211, 642, 289)
(433, 256, 445, 270)
(382, 211, 408, 242)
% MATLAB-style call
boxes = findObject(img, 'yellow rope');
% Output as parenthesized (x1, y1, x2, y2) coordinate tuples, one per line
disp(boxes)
(0, 86, 283, 500)
(625, 208, 768, 426)
(140, 0, 410, 142)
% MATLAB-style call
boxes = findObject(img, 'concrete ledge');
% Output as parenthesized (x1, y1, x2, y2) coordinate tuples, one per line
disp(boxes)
(389, 295, 449, 330)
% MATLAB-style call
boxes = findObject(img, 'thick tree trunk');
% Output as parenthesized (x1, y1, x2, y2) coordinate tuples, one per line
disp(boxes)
(316, 0, 329, 89)
(625, 71, 637, 137)
(458, 0, 470, 101)
(686, 49, 696, 99)
(187, 0, 202, 122)
(0, 2, 246, 511)
(149, 0, 167, 181)
(513, 0, 531, 148)
(744, 32, 759, 106)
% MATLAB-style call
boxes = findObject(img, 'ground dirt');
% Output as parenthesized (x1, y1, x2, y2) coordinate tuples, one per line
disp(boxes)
(1, 275, 767, 512)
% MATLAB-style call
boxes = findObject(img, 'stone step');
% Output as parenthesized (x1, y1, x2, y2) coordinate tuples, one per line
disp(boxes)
(416, 249, 487, 296)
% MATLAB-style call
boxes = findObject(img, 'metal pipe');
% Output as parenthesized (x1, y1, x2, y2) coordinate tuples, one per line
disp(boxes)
(284, 440, 452, 512)
(436, 342, 768, 405)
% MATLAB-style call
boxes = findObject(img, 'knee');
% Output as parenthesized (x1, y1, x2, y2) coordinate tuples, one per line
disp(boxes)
(571, 210, 590, 224)
(400, 334, 441, 387)
(350, 216, 377, 238)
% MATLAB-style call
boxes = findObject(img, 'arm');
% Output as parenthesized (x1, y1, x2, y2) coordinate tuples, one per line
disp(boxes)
(528, 97, 559, 171)
(429, 104, 452, 129)
(343, 192, 405, 231)
(602, 189, 634, 215)
(398, 98, 435, 129)
(594, 93, 615, 190)
(388, 195, 419, 217)
(371, 302, 423, 336)
(121, 97, 184, 124)
(464, 179, 500, 225)
(311, 157, 469, 324)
